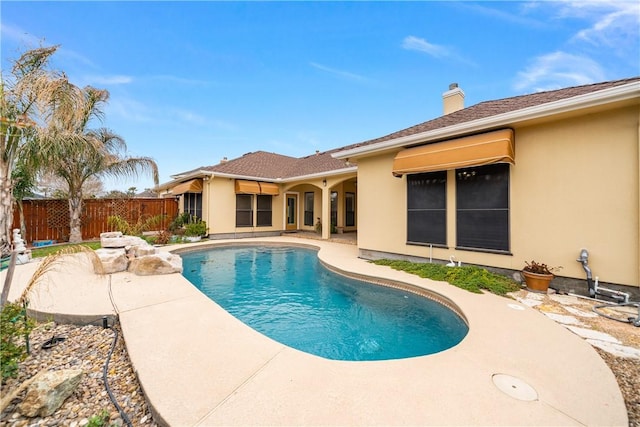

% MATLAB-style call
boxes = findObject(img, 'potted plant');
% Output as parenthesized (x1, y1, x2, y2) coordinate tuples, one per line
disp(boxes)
(522, 260, 562, 293)
(184, 219, 207, 242)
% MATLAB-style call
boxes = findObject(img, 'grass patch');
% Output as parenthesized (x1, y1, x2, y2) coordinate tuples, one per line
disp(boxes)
(30, 241, 101, 259)
(371, 259, 520, 296)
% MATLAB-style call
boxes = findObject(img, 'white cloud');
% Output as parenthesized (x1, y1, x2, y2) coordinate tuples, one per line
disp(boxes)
(56, 47, 98, 69)
(309, 62, 369, 82)
(105, 96, 153, 124)
(401, 36, 449, 58)
(0, 23, 44, 48)
(85, 75, 134, 85)
(570, 2, 640, 49)
(150, 75, 213, 86)
(455, 3, 548, 29)
(539, 1, 640, 63)
(514, 51, 606, 92)
(401, 36, 476, 66)
(171, 109, 208, 126)
(1, 23, 98, 69)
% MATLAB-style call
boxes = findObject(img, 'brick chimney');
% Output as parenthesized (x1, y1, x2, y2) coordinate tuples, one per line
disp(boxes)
(443, 83, 465, 115)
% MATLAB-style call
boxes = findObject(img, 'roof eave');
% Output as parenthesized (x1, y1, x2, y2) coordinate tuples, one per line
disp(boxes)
(280, 166, 358, 183)
(209, 172, 282, 182)
(333, 81, 640, 159)
(156, 170, 214, 190)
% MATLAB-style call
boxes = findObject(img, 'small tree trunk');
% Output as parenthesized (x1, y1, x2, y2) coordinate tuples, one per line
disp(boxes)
(68, 193, 83, 243)
(0, 162, 15, 257)
(17, 200, 26, 239)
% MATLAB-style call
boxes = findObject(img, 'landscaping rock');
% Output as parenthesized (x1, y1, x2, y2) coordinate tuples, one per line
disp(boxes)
(128, 244, 158, 258)
(18, 369, 83, 417)
(93, 248, 128, 274)
(100, 232, 146, 249)
(128, 252, 182, 275)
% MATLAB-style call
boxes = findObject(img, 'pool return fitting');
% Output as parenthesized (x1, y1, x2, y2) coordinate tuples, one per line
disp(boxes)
(576, 249, 640, 327)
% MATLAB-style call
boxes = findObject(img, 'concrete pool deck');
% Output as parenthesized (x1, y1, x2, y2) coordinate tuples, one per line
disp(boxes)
(2, 236, 628, 426)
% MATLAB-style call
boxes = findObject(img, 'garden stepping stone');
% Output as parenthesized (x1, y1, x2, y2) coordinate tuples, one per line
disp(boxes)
(563, 305, 598, 318)
(564, 325, 621, 343)
(542, 312, 585, 326)
(586, 340, 640, 359)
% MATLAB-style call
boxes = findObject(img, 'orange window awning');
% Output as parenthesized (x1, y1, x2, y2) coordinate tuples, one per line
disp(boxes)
(235, 180, 280, 196)
(392, 129, 514, 177)
(172, 179, 203, 195)
(257, 182, 279, 196)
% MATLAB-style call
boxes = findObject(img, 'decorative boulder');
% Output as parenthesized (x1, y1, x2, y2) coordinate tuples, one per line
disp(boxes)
(100, 232, 146, 248)
(18, 369, 83, 417)
(93, 248, 128, 274)
(128, 244, 159, 258)
(128, 252, 183, 276)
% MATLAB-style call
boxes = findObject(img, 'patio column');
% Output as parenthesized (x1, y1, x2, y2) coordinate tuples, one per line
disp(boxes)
(322, 185, 331, 240)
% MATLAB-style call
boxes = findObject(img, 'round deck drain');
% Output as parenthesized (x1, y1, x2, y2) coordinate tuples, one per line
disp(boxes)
(492, 374, 538, 401)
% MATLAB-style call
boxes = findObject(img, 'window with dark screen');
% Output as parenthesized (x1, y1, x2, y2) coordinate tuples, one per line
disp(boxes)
(456, 163, 510, 252)
(407, 171, 447, 245)
(235, 194, 253, 227)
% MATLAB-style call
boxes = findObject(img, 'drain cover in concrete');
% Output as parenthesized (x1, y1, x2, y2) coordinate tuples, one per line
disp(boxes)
(492, 374, 538, 401)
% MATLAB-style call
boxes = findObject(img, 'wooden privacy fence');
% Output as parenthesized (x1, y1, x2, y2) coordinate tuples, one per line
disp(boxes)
(11, 198, 179, 244)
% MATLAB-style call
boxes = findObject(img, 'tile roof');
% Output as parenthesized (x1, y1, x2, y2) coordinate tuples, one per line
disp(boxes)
(337, 76, 640, 152)
(174, 77, 639, 182)
(193, 150, 351, 181)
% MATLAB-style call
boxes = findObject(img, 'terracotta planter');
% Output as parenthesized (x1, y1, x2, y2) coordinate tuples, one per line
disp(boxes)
(522, 270, 554, 293)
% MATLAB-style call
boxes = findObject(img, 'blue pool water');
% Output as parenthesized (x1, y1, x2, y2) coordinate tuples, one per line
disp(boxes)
(181, 245, 468, 361)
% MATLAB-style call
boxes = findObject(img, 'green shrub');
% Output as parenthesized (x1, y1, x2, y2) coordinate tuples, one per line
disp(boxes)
(371, 259, 520, 296)
(168, 212, 191, 233)
(87, 409, 110, 427)
(184, 219, 207, 237)
(1, 302, 36, 382)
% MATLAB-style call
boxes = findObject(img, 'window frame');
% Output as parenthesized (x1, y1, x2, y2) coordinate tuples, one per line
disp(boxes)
(256, 194, 272, 227)
(235, 194, 253, 227)
(345, 192, 355, 227)
(183, 192, 202, 221)
(304, 192, 314, 226)
(406, 171, 447, 246)
(455, 163, 510, 253)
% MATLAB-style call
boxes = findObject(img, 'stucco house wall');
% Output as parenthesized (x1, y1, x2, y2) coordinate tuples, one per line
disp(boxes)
(356, 103, 639, 287)
(204, 177, 286, 238)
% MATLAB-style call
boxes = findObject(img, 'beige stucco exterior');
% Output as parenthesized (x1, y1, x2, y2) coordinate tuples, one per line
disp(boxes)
(178, 174, 357, 240)
(355, 104, 639, 287)
(161, 79, 638, 289)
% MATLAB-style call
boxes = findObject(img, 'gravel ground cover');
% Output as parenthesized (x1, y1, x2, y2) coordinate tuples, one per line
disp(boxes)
(1, 322, 157, 427)
(1, 290, 638, 427)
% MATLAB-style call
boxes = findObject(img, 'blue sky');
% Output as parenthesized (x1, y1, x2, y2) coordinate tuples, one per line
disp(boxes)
(2, 1, 639, 192)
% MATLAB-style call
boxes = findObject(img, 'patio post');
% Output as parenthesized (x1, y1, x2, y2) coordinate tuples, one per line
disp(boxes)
(321, 185, 331, 240)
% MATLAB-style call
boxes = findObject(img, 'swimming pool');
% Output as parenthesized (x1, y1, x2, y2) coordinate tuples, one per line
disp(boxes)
(181, 245, 468, 361)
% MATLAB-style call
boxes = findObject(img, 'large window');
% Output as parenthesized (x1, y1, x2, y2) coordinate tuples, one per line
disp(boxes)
(256, 195, 272, 227)
(345, 192, 355, 227)
(456, 163, 509, 252)
(183, 193, 202, 220)
(407, 171, 447, 245)
(304, 192, 314, 226)
(236, 194, 253, 227)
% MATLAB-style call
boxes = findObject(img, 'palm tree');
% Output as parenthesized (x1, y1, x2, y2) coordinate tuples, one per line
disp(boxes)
(32, 84, 158, 243)
(0, 46, 60, 257)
